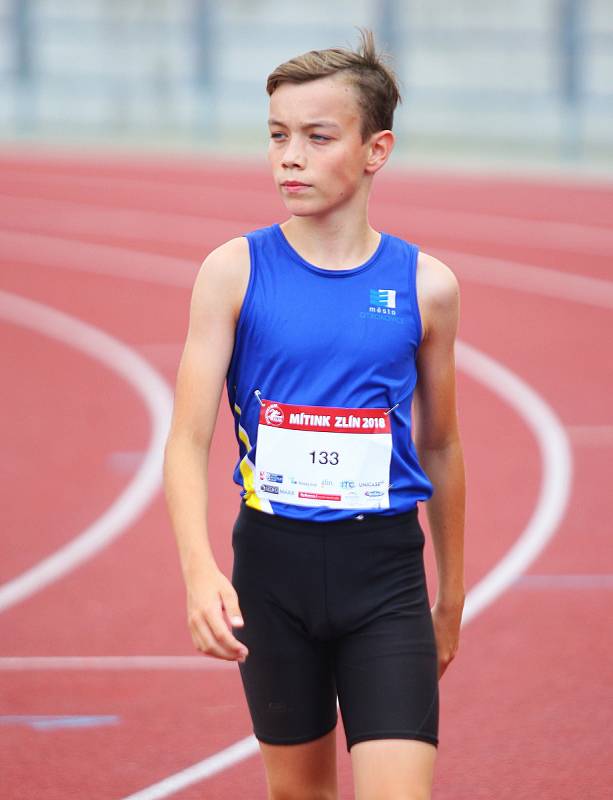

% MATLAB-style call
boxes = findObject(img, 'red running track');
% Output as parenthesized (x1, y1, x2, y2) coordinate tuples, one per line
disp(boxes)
(0, 150, 611, 799)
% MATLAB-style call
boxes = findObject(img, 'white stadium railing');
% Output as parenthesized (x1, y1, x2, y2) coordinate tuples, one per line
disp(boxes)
(0, 0, 611, 161)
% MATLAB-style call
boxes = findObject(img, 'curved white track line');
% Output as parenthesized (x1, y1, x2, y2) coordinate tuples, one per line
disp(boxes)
(455, 341, 573, 622)
(0, 290, 173, 613)
(119, 339, 573, 800)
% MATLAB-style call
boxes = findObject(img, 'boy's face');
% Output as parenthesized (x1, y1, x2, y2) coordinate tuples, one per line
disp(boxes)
(267, 74, 379, 217)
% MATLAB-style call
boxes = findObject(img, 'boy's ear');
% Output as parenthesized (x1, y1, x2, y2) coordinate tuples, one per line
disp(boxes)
(365, 130, 395, 174)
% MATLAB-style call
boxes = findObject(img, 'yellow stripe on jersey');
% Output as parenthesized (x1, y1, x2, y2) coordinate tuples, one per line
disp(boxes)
(233, 402, 272, 514)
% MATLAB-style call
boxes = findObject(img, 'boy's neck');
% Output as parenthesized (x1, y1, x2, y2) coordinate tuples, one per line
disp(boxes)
(280, 211, 380, 271)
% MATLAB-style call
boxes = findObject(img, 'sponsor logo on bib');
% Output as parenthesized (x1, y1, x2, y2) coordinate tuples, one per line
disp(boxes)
(264, 404, 284, 426)
(266, 472, 283, 483)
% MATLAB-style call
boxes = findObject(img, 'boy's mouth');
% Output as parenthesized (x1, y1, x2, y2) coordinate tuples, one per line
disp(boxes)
(281, 181, 311, 192)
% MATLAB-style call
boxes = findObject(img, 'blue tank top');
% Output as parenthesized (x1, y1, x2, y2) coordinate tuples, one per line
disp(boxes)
(225, 223, 433, 521)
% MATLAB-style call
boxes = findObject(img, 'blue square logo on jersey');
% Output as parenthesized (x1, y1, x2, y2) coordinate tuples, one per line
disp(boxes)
(369, 289, 397, 309)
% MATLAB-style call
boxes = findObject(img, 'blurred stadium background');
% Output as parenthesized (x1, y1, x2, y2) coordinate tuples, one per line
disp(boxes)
(1, 0, 612, 172)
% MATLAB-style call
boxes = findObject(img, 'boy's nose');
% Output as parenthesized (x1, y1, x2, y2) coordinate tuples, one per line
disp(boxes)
(281, 144, 305, 169)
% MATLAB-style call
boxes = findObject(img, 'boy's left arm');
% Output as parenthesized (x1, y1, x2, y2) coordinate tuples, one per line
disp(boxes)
(414, 252, 466, 679)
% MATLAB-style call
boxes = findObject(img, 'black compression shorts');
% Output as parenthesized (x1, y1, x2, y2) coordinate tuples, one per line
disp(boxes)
(231, 503, 439, 752)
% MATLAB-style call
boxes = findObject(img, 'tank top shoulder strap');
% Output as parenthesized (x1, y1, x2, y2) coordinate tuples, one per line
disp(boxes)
(381, 233, 422, 345)
(243, 224, 279, 265)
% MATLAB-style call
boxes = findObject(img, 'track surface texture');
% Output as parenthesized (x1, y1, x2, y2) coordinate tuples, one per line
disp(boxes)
(1, 150, 611, 799)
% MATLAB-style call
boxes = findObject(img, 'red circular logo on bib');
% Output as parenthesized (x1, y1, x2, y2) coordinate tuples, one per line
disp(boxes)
(265, 404, 284, 426)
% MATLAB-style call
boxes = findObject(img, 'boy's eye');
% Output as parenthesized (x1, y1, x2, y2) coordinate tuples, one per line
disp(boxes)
(311, 134, 331, 142)
(270, 132, 285, 140)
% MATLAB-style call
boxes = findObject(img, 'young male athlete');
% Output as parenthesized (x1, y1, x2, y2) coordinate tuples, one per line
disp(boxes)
(164, 30, 465, 800)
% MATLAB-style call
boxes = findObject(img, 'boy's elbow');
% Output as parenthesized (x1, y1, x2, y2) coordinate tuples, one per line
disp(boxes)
(163, 426, 203, 470)
(416, 431, 462, 455)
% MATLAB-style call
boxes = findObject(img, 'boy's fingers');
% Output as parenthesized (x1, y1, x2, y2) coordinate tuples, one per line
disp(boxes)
(193, 615, 244, 661)
(190, 617, 218, 655)
(221, 591, 245, 627)
(205, 605, 248, 656)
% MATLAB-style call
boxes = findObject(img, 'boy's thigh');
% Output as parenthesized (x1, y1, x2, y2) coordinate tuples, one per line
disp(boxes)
(325, 506, 438, 753)
(351, 738, 436, 800)
(334, 603, 439, 753)
(232, 508, 338, 745)
(236, 632, 338, 746)
(259, 728, 338, 800)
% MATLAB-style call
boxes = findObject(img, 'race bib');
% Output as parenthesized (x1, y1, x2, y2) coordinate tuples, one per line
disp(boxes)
(254, 399, 392, 510)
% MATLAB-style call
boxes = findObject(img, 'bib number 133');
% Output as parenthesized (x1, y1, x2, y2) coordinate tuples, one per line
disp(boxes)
(309, 450, 339, 465)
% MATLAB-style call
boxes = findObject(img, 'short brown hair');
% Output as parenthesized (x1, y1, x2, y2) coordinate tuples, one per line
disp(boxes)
(266, 29, 401, 142)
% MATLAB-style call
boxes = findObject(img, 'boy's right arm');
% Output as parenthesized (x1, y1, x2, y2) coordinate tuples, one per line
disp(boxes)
(163, 236, 250, 663)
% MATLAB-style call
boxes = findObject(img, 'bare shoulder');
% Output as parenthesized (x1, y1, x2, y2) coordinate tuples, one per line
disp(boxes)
(190, 236, 250, 323)
(200, 235, 250, 275)
(416, 251, 460, 341)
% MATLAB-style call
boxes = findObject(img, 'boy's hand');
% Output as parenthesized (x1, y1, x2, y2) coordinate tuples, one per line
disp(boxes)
(186, 566, 249, 662)
(431, 599, 463, 678)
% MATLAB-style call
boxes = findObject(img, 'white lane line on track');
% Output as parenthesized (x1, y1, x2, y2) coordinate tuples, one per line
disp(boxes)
(121, 736, 261, 800)
(117, 340, 573, 800)
(0, 229, 196, 287)
(0, 656, 234, 671)
(434, 248, 613, 310)
(3, 227, 613, 310)
(0, 195, 257, 249)
(0, 290, 173, 613)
